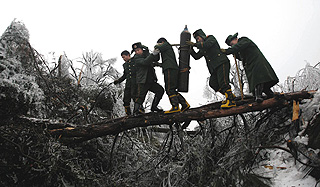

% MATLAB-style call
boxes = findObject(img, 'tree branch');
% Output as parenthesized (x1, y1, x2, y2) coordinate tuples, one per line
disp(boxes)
(46, 91, 314, 141)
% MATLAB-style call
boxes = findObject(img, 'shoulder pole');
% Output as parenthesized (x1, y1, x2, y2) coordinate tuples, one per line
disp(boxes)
(233, 54, 244, 100)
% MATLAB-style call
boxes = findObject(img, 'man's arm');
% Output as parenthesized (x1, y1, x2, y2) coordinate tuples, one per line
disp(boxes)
(195, 35, 216, 49)
(190, 48, 203, 60)
(114, 70, 126, 84)
(135, 54, 157, 66)
(225, 38, 251, 55)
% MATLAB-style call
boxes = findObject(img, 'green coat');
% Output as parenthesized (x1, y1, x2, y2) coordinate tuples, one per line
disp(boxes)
(191, 30, 230, 74)
(155, 42, 179, 72)
(117, 59, 136, 88)
(225, 37, 279, 92)
(155, 42, 179, 96)
(132, 49, 159, 84)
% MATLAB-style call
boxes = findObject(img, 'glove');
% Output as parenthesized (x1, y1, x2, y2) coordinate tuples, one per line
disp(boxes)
(152, 49, 160, 55)
(220, 48, 226, 53)
(186, 40, 196, 47)
(113, 79, 119, 84)
(154, 44, 160, 49)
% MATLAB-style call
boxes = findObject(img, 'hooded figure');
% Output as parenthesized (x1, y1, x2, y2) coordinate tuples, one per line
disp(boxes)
(187, 29, 236, 108)
(223, 33, 279, 103)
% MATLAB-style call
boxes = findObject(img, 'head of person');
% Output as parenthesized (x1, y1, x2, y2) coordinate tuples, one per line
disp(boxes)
(193, 29, 206, 43)
(225, 33, 239, 46)
(131, 42, 144, 55)
(157, 37, 167, 44)
(121, 50, 131, 62)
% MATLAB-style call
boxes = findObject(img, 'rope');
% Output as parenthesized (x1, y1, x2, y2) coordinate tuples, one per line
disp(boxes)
(180, 67, 190, 73)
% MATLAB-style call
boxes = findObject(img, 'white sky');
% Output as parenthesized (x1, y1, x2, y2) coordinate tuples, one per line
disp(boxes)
(1, 0, 320, 108)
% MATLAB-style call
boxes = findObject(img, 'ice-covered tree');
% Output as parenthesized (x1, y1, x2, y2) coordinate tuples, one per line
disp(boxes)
(78, 51, 118, 86)
(284, 62, 320, 92)
(0, 19, 44, 118)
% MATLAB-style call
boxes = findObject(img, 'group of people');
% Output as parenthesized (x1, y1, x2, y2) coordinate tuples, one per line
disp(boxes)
(114, 28, 279, 116)
(114, 38, 190, 116)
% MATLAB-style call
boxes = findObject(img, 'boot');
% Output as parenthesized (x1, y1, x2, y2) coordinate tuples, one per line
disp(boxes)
(255, 84, 264, 103)
(222, 92, 236, 104)
(151, 96, 163, 112)
(177, 93, 190, 112)
(133, 102, 144, 116)
(124, 106, 131, 116)
(164, 95, 181, 114)
(221, 89, 236, 109)
(140, 104, 145, 113)
(263, 86, 274, 99)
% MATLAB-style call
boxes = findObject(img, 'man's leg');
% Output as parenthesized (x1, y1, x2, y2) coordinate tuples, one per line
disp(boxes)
(149, 82, 164, 112)
(255, 83, 264, 103)
(216, 63, 236, 108)
(123, 87, 132, 116)
(263, 83, 275, 98)
(166, 69, 190, 112)
(163, 69, 181, 113)
(134, 83, 148, 115)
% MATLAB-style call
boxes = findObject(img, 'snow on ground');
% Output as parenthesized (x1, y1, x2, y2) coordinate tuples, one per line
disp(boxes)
(255, 142, 318, 187)
(260, 90, 320, 187)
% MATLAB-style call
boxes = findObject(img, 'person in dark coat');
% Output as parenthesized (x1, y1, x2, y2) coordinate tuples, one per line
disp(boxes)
(223, 33, 279, 103)
(113, 50, 136, 115)
(186, 29, 236, 108)
(154, 37, 190, 114)
(131, 42, 164, 115)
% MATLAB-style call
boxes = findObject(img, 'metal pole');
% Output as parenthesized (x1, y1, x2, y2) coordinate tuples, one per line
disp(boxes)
(233, 55, 244, 100)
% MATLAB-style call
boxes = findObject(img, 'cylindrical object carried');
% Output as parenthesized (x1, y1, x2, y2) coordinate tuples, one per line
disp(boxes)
(178, 25, 191, 92)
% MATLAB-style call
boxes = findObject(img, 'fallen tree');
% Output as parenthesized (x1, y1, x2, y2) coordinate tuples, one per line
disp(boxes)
(45, 91, 314, 141)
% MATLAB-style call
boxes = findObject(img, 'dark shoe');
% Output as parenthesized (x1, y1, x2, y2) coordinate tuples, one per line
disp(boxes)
(133, 103, 144, 116)
(151, 96, 163, 112)
(177, 94, 190, 112)
(140, 104, 145, 113)
(165, 95, 181, 114)
(255, 84, 264, 103)
(151, 106, 163, 112)
(263, 86, 274, 98)
(124, 106, 131, 116)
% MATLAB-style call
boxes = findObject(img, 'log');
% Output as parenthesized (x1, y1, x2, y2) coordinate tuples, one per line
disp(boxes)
(49, 91, 314, 140)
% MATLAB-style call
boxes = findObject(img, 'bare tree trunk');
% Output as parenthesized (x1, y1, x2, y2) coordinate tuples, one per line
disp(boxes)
(47, 91, 313, 141)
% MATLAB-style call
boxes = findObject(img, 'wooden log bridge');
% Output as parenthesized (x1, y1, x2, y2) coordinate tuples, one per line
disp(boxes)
(49, 91, 314, 140)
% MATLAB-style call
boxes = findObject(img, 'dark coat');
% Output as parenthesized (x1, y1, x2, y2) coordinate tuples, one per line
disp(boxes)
(117, 59, 136, 88)
(190, 29, 230, 74)
(132, 49, 159, 84)
(155, 42, 179, 72)
(225, 37, 279, 92)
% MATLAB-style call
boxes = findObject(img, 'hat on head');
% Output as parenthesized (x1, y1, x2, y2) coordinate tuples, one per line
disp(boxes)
(225, 33, 238, 46)
(157, 37, 167, 43)
(193, 29, 206, 40)
(131, 42, 143, 53)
